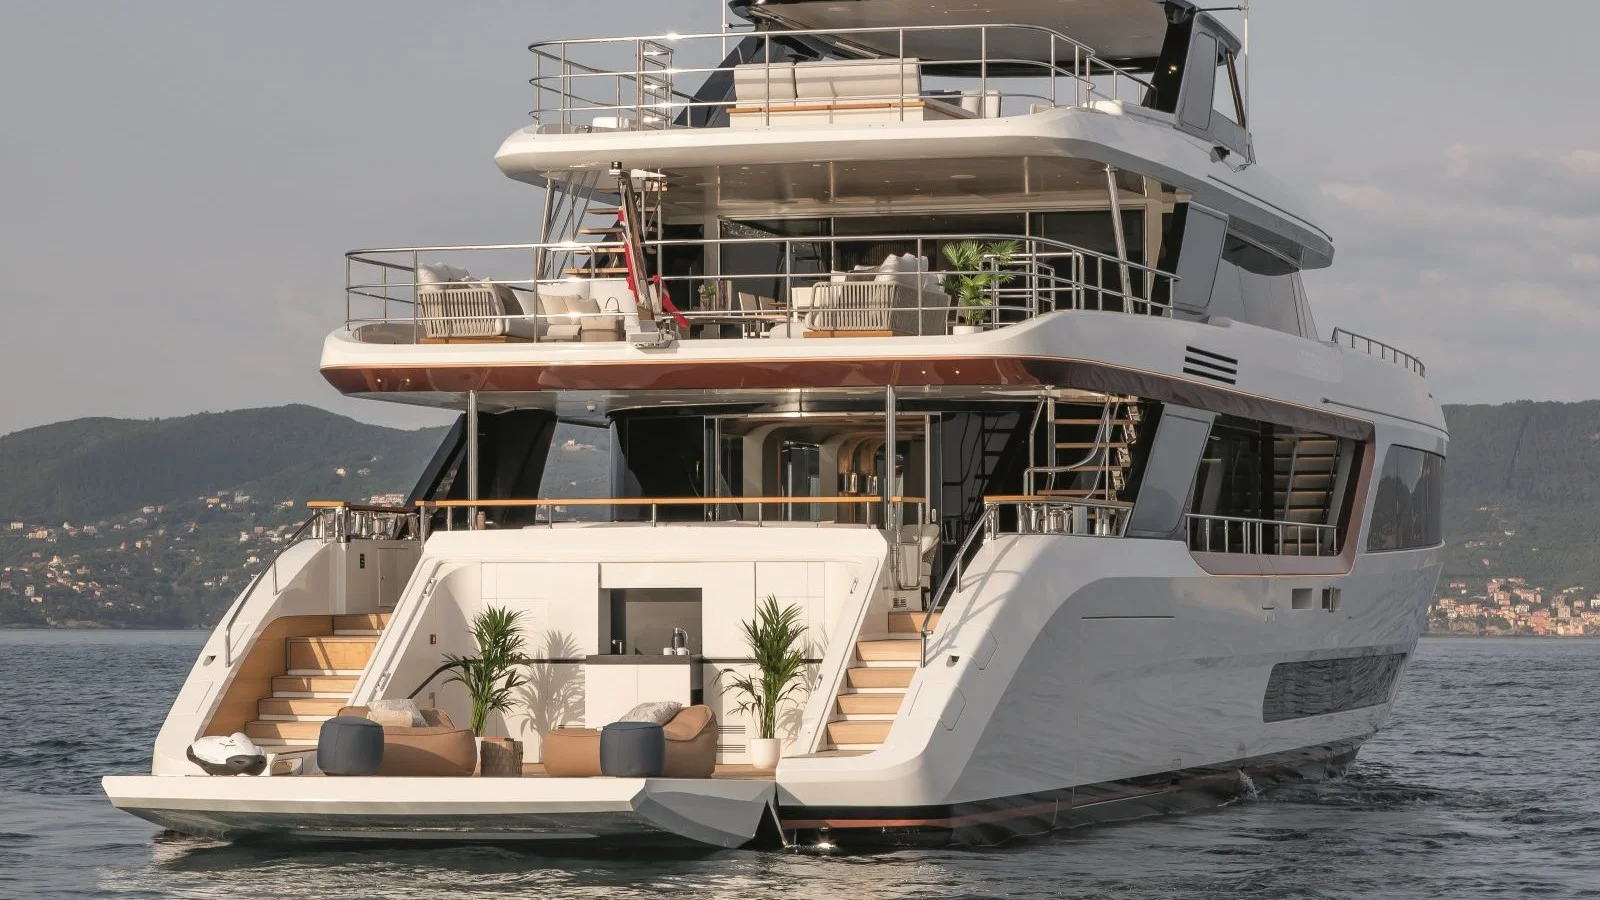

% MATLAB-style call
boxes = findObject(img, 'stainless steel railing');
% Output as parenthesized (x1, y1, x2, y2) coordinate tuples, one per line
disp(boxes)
(1185, 513, 1339, 557)
(1331, 327, 1426, 378)
(342, 232, 1177, 343)
(416, 496, 930, 538)
(528, 24, 1158, 132)
(220, 503, 419, 666)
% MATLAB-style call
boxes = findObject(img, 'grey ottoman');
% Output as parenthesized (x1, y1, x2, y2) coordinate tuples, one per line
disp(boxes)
(599, 721, 666, 777)
(317, 715, 384, 776)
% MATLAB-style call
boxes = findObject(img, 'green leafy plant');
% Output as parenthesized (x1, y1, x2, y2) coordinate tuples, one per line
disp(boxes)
(941, 239, 1022, 326)
(726, 595, 808, 741)
(443, 606, 528, 735)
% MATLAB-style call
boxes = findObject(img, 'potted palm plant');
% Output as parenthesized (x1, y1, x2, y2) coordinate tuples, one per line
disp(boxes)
(941, 239, 1022, 334)
(727, 595, 807, 770)
(444, 606, 527, 776)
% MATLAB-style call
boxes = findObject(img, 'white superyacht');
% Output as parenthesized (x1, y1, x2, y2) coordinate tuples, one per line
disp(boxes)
(104, 0, 1446, 849)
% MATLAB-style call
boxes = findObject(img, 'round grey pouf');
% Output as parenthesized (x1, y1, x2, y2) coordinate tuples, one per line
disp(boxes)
(599, 721, 666, 777)
(317, 715, 384, 776)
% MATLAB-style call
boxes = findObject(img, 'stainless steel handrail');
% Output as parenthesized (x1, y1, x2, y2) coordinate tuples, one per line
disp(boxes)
(343, 231, 1178, 342)
(1185, 513, 1339, 557)
(418, 495, 929, 533)
(527, 23, 1157, 129)
(919, 503, 990, 667)
(220, 504, 419, 666)
(1331, 327, 1426, 378)
(221, 514, 315, 666)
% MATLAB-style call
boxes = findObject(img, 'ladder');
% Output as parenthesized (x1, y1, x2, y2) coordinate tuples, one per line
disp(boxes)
(1274, 433, 1342, 554)
(1029, 396, 1142, 502)
(537, 169, 664, 282)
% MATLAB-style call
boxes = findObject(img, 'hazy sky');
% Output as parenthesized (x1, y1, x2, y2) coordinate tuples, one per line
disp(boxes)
(1, 1, 1595, 436)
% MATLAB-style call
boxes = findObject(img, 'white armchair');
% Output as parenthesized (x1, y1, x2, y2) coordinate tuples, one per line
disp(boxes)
(805, 254, 951, 337)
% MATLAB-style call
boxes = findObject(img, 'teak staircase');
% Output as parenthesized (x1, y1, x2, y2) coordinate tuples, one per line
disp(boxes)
(1033, 397, 1143, 502)
(243, 613, 390, 748)
(825, 610, 937, 751)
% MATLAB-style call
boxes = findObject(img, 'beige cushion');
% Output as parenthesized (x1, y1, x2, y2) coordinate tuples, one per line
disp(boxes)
(366, 698, 425, 727)
(619, 701, 682, 725)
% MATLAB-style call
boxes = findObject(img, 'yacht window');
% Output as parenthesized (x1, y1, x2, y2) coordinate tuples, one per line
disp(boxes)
(1212, 262, 1303, 336)
(1189, 416, 1363, 556)
(1366, 446, 1445, 552)
(1178, 33, 1217, 132)
(780, 441, 823, 521)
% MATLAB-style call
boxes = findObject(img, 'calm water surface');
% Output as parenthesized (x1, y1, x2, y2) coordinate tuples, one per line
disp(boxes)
(2, 630, 1596, 899)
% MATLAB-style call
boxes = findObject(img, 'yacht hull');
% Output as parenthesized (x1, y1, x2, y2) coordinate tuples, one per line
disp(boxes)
(779, 738, 1362, 847)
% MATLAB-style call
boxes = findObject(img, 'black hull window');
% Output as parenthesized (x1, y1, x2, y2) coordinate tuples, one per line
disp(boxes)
(1366, 446, 1445, 551)
(1261, 654, 1407, 723)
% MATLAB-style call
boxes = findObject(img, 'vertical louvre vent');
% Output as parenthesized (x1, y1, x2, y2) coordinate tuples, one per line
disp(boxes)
(1183, 346, 1239, 385)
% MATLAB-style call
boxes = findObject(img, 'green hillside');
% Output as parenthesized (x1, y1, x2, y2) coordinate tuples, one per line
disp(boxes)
(1439, 401, 1600, 594)
(0, 398, 1596, 628)
(0, 405, 446, 524)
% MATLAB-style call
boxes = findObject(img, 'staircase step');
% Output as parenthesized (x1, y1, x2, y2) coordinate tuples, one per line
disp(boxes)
(856, 640, 922, 662)
(286, 635, 378, 671)
(837, 693, 906, 716)
(1054, 419, 1134, 426)
(1056, 442, 1129, 449)
(332, 613, 390, 632)
(578, 226, 623, 235)
(887, 611, 937, 634)
(827, 720, 892, 745)
(272, 674, 358, 694)
(245, 720, 324, 742)
(847, 667, 915, 689)
(258, 697, 347, 718)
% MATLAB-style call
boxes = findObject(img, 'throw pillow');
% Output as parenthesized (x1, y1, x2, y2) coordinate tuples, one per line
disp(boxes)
(367, 698, 426, 728)
(617, 700, 683, 725)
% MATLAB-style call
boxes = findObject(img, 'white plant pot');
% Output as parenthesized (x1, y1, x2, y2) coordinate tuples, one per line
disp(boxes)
(749, 737, 782, 770)
(951, 324, 981, 335)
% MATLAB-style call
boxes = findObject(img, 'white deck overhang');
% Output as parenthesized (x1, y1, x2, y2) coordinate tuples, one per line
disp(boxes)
(494, 104, 1333, 269)
(318, 310, 1445, 440)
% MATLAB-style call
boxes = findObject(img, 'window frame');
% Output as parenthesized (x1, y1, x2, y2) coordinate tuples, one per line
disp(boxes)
(1365, 445, 1446, 552)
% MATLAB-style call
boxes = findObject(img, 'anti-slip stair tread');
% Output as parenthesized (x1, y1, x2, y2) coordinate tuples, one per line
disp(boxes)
(846, 667, 915, 689)
(887, 611, 937, 633)
(837, 693, 906, 715)
(856, 639, 923, 662)
(272, 675, 358, 693)
(827, 720, 892, 744)
(258, 698, 346, 716)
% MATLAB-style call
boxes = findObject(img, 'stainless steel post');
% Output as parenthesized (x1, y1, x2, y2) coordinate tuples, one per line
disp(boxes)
(467, 390, 479, 529)
(1104, 165, 1134, 303)
(883, 386, 898, 537)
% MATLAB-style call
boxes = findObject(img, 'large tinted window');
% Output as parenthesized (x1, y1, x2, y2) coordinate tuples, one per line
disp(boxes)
(1367, 446, 1444, 551)
(1262, 653, 1407, 722)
